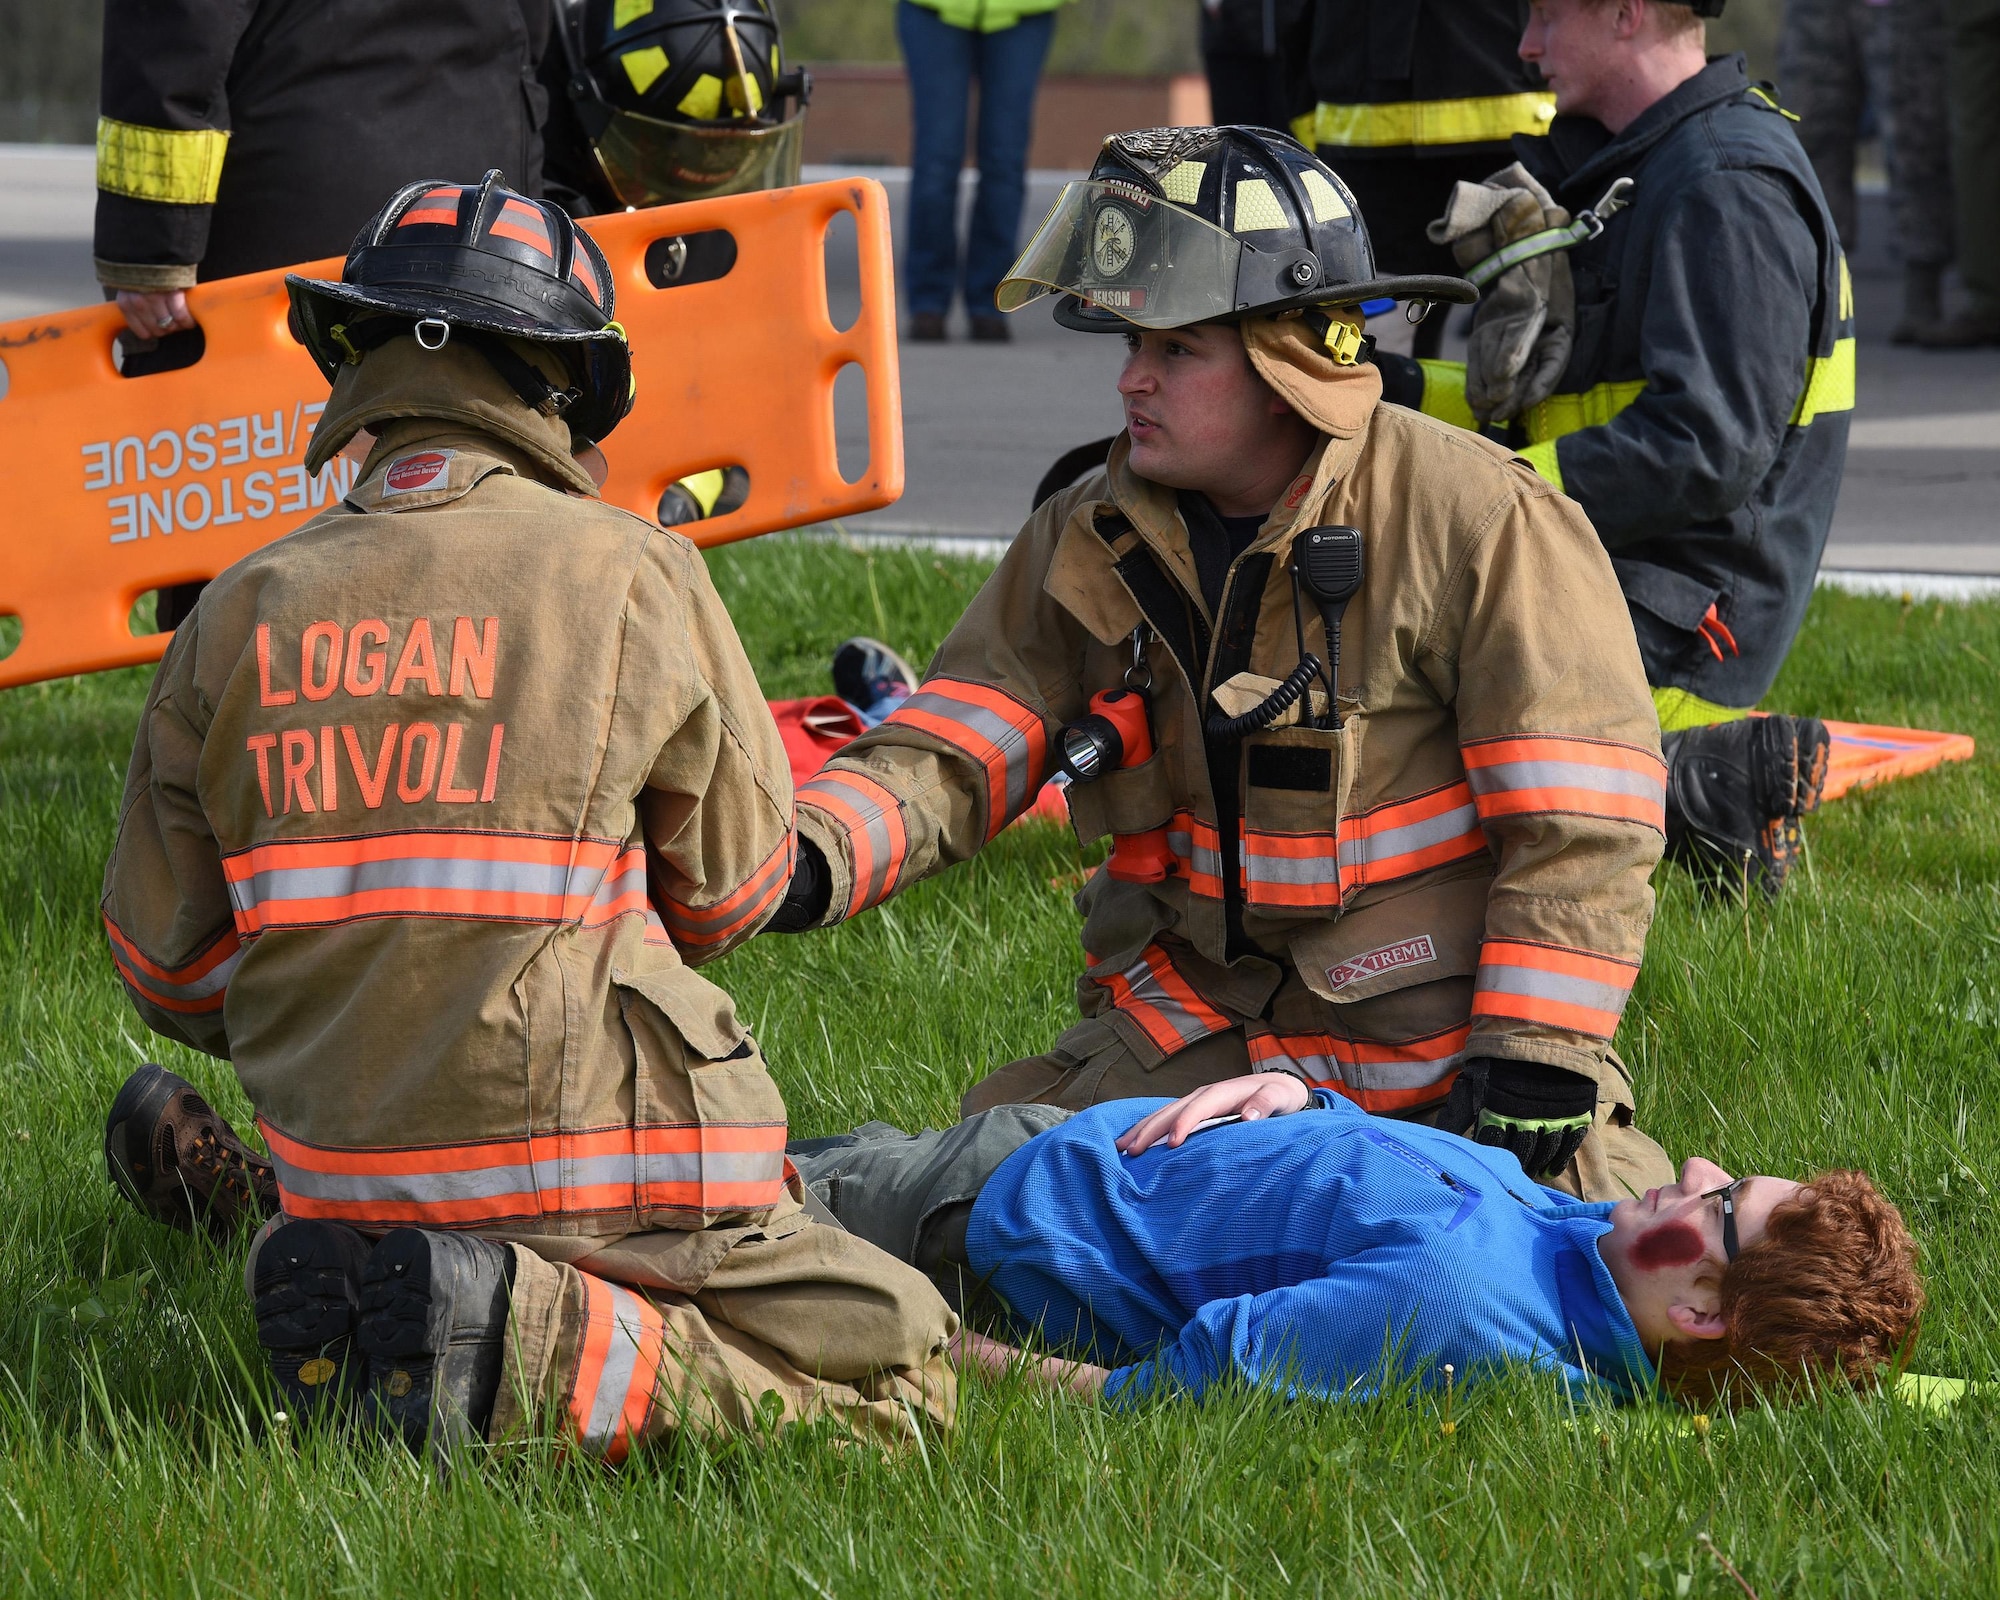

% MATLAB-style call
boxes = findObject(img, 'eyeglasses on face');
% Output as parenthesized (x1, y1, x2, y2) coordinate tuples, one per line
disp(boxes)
(1702, 1177, 1749, 1262)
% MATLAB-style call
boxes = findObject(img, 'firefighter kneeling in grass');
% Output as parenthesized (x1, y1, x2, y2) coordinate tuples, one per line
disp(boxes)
(97, 172, 954, 1461)
(769, 127, 1677, 1202)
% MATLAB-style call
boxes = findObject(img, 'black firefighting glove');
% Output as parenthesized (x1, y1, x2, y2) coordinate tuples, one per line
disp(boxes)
(1441, 1058, 1596, 1179)
(764, 835, 832, 933)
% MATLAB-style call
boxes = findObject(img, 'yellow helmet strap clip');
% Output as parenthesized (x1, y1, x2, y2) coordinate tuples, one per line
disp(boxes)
(1298, 307, 1372, 367)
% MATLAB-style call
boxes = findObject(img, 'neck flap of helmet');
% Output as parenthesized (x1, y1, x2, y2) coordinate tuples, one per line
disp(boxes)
(1242, 314, 1383, 440)
(304, 334, 598, 494)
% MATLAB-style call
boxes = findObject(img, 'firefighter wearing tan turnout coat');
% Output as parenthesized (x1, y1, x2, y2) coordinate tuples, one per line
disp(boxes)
(783, 128, 1675, 1201)
(101, 175, 952, 1459)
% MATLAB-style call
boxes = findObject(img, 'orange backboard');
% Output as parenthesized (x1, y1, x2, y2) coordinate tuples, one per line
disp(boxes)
(0, 177, 902, 690)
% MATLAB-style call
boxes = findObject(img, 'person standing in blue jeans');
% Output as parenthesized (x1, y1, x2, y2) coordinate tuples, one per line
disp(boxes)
(897, 0, 1066, 342)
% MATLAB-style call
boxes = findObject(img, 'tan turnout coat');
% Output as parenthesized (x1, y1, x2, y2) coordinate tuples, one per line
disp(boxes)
(102, 427, 801, 1241)
(798, 391, 1669, 1118)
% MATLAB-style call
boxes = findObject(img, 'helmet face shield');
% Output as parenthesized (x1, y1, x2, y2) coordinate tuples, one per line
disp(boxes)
(997, 130, 1477, 330)
(996, 179, 1245, 328)
(591, 109, 804, 207)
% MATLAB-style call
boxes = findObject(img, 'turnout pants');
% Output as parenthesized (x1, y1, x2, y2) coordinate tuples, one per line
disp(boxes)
(250, 1199, 955, 1456)
(490, 1199, 957, 1457)
(960, 942, 1672, 1204)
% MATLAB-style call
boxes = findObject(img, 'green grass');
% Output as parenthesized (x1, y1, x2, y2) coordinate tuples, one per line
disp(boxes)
(2, 538, 1998, 1596)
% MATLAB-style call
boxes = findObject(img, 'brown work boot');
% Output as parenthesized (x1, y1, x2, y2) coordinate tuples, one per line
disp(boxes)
(104, 1063, 279, 1241)
(908, 311, 947, 342)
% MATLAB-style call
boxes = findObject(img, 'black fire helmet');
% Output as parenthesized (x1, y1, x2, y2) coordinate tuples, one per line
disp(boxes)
(997, 125, 1477, 333)
(286, 169, 635, 445)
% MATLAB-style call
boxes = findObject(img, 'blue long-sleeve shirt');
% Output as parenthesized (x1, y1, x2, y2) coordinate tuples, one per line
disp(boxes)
(964, 1094, 1654, 1404)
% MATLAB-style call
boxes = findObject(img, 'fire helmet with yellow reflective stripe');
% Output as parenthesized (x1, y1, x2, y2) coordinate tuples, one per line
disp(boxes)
(285, 169, 635, 445)
(998, 126, 1477, 333)
(553, 0, 810, 208)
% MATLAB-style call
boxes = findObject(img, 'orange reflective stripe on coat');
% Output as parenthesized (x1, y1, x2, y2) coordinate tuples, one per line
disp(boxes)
(258, 1117, 789, 1227)
(1461, 735, 1667, 832)
(1473, 939, 1637, 1039)
(103, 916, 242, 1014)
(1340, 781, 1490, 888)
(879, 677, 1049, 839)
(796, 768, 907, 919)
(1166, 811, 1225, 898)
(1247, 1024, 1468, 1111)
(1095, 944, 1234, 1056)
(654, 832, 795, 952)
(221, 829, 649, 936)
(569, 1275, 664, 1465)
(1239, 782, 1489, 913)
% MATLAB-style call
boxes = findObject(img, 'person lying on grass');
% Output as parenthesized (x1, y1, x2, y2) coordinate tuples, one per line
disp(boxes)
(787, 1074, 1923, 1407)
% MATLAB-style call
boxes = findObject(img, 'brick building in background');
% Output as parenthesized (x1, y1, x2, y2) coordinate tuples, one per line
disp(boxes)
(801, 66, 1211, 169)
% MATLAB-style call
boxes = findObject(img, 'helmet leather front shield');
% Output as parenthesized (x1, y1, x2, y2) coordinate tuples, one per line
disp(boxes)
(592, 111, 804, 207)
(996, 180, 1244, 328)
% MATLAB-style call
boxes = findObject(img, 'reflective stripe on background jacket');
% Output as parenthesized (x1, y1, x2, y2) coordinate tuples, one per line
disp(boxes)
(1292, 0, 1552, 158)
(795, 407, 1666, 1111)
(101, 429, 798, 1239)
(1496, 55, 1852, 708)
(94, 0, 551, 288)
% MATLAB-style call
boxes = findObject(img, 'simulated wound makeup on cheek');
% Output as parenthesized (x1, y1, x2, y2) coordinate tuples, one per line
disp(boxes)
(1630, 1220, 1705, 1271)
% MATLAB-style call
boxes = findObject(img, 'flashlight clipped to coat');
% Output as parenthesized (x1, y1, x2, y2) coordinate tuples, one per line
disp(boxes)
(1057, 674, 1178, 883)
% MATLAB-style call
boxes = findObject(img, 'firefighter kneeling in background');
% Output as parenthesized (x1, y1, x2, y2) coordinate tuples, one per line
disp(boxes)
(1385, 0, 1847, 895)
(97, 172, 953, 1462)
(767, 127, 1677, 1203)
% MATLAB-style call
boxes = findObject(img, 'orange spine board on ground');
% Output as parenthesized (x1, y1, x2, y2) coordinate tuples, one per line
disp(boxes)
(1820, 719, 1975, 801)
(0, 178, 903, 691)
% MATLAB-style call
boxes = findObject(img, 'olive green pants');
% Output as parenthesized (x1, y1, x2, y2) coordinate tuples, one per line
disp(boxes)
(787, 1106, 1071, 1315)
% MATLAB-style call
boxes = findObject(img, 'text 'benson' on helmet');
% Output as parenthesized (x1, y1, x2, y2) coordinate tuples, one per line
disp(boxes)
(554, 0, 810, 208)
(997, 125, 1477, 333)
(285, 169, 635, 444)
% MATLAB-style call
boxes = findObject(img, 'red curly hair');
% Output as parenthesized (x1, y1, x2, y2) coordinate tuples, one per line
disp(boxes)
(1657, 1169, 1924, 1406)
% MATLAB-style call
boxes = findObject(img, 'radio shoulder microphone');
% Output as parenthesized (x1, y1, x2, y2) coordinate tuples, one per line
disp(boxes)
(1296, 526, 1364, 607)
(1291, 526, 1365, 728)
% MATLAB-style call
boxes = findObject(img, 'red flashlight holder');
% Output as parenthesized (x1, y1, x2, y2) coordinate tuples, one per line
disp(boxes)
(1091, 688, 1178, 885)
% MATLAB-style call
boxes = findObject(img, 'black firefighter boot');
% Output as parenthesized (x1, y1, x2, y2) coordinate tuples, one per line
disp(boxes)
(252, 1219, 374, 1423)
(1662, 715, 1830, 897)
(103, 1064, 280, 1242)
(357, 1229, 514, 1463)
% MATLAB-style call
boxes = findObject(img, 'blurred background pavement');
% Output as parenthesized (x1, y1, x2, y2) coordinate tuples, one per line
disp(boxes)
(2, 0, 1994, 584)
